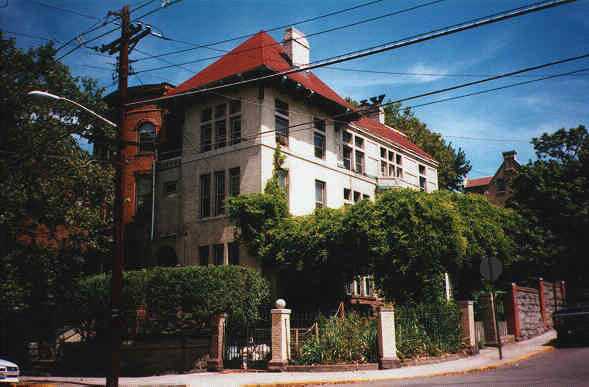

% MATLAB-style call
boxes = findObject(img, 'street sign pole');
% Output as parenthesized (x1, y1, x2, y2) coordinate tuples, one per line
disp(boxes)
(487, 258, 503, 360)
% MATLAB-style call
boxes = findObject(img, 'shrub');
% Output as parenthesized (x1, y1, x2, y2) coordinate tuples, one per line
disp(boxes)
(395, 302, 463, 359)
(297, 313, 377, 365)
(72, 265, 270, 339)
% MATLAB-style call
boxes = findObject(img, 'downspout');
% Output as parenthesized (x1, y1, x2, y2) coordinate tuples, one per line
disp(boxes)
(150, 149, 157, 241)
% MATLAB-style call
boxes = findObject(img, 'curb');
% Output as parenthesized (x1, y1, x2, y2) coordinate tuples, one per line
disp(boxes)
(243, 346, 554, 387)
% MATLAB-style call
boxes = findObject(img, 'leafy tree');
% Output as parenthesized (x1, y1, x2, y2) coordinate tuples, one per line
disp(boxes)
(508, 125, 589, 295)
(0, 34, 114, 357)
(384, 103, 471, 191)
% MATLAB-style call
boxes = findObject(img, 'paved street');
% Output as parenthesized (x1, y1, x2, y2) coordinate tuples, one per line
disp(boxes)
(324, 346, 589, 387)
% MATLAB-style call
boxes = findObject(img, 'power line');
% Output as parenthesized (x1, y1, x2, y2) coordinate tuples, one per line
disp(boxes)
(406, 66, 589, 110)
(129, 0, 577, 105)
(28, 0, 99, 20)
(133, 0, 387, 62)
(159, 53, 589, 154)
(321, 66, 589, 78)
(133, 0, 448, 65)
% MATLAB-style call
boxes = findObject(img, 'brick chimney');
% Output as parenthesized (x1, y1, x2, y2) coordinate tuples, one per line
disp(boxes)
(368, 106, 385, 124)
(283, 27, 309, 67)
(502, 150, 517, 170)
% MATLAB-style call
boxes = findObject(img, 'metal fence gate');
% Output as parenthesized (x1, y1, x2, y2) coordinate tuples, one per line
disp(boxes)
(223, 316, 271, 369)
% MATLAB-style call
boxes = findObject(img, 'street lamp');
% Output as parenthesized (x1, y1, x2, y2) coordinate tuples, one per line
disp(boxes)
(28, 90, 118, 128)
(28, 89, 125, 386)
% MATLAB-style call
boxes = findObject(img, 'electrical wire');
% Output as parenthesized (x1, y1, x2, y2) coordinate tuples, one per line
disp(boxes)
(158, 53, 589, 155)
(132, 0, 440, 63)
(28, 0, 99, 20)
(128, 0, 577, 105)
(321, 66, 589, 79)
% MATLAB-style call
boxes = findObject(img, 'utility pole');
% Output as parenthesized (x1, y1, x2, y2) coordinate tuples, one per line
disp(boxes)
(109, 5, 129, 387)
(99, 5, 151, 386)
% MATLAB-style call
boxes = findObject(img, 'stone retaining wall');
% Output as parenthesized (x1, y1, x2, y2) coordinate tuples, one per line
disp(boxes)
(515, 287, 544, 340)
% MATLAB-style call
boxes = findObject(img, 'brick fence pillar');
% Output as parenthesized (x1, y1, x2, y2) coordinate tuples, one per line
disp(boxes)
(376, 305, 400, 369)
(538, 278, 547, 329)
(509, 283, 522, 340)
(268, 299, 291, 371)
(458, 300, 478, 354)
(207, 312, 227, 371)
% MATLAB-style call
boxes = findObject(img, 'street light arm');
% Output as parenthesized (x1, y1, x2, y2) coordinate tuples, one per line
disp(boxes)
(60, 97, 118, 128)
(28, 90, 118, 128)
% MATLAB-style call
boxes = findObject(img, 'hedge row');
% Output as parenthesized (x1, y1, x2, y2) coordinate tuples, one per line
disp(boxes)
(72, 265, 270, 338)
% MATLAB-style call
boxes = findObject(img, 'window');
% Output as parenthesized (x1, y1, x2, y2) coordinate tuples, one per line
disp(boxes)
(230, 116, 241, 145)
(164, 181, 177, 196)
(343, 146, 352, 170)
(355, 150, 364, 174)
(381, 161, 387, 176)
(354, 136, 364, 149)
(419, 176, 427, 191)
(138, 122, 156, 153)
(200, 173, 211, 218)
(229, 167, 240, 197)
(275, 99, 289, 145)
(314, 132, 326, 159)
(215, 119, 227, 149)
(199, 245, 209, 266)
(213, 244, 224, 265)
(396, 154, 402, 165)
(389, 164, 395, 177)
(342, 131, 352, 144)
(202, 103, 241, 151)
(366, 277, 374, 297)
(388, 150, 394, 162)
(353, 191, 361, 203)
(215, 104, 226, 119)
(214, 171, 225, 216)
(200, 124, 212, 152)
(343, 188, 351, 201)
(419, 164, 426, 175)
(277, 169, 289, 195)
(396, 167, 403, 178)
(201, 107, 212, 123)
(380, 147, 387, 159)
(136, 174, 153, 217)
(363, 194, 369, 200)
(313, 117, 325, 132)
(200, 108, 213, 152)
(229, 99, 241, 115)
(229, 100, 241, 145)
(315, 180, 326, 209)
(228, 242, 240, 265)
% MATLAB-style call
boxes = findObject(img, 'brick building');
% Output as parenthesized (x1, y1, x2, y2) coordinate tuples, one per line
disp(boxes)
(464, 150, 520, 206)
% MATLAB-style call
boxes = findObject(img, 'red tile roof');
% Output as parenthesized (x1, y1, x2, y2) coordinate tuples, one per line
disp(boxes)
(169, 30, 352, 109)
(351, 117, 434, 161)
(465, 176, 493, 188)
(168, 31, 434, 162)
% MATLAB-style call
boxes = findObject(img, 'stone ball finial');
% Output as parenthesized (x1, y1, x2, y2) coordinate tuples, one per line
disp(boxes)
(275, 299, 286, 309)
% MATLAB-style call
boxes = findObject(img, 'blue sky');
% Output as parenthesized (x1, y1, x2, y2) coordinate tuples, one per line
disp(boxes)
(2, 0, 588, 177)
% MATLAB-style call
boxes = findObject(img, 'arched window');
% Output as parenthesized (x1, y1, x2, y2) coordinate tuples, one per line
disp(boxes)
(137, 121, 156, 153)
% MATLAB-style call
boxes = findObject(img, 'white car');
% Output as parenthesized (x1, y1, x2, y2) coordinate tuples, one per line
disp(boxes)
(0, 359, 19, 383)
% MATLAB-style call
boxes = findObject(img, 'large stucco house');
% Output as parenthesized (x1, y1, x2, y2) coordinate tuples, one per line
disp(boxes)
(150, 28, 438, 281)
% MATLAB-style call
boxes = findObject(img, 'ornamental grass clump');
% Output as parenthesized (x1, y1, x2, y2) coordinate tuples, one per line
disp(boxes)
(297, 313, 377, 365)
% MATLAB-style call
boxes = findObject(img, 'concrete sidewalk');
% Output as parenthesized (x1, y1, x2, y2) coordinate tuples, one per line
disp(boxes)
(22, 330, 556, 387)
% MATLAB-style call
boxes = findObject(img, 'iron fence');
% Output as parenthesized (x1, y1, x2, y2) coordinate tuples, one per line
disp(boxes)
(395, 303, 462, 359)
(223, 312, 272, 369)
